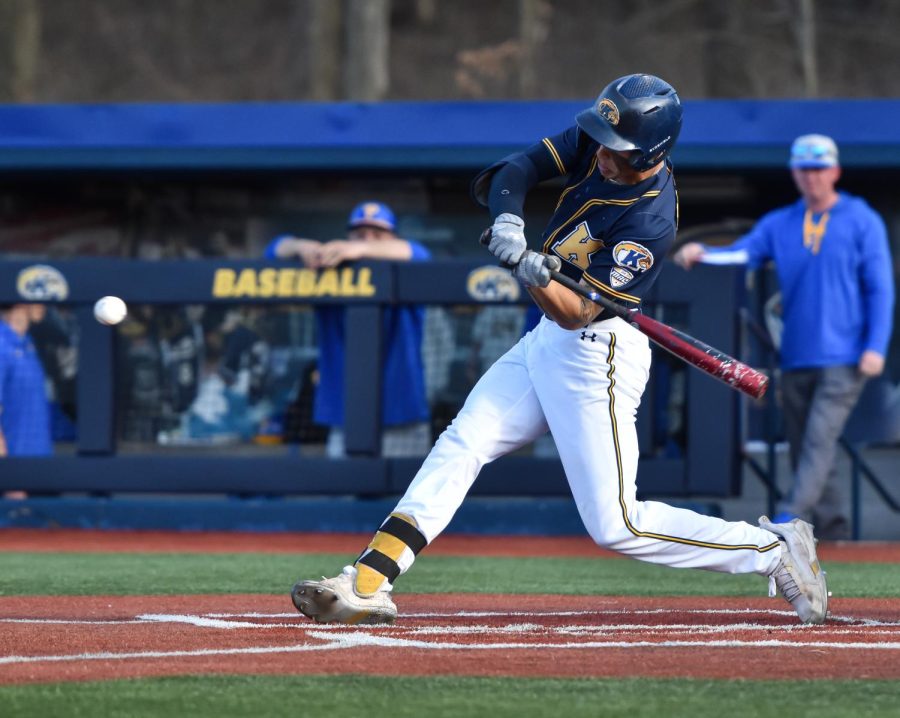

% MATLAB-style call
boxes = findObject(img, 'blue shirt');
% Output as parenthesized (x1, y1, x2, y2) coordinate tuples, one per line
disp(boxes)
(704, 192, 895, 370)
(0, 321, 52, 456)
(264, 238, 431, 427)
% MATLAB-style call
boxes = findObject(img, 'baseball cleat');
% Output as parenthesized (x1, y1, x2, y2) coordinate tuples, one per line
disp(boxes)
(291, 565, 397, 625)
(759, 515, 828, 624)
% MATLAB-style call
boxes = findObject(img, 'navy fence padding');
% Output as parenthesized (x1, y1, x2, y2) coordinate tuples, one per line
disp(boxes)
(0, 258, 745, 499)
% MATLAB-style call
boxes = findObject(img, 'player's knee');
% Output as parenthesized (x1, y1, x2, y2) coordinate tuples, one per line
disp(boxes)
(586, 517, 634, 549)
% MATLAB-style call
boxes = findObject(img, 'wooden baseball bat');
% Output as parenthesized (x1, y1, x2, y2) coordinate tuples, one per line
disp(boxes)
(478, 227, 768, 398)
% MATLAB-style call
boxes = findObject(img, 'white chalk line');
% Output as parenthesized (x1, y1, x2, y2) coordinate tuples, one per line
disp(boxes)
(6, 616, 895, 638)
(3, 632, 900, 667)
(198, 608, 900, 627)
(3, 607, 899, 668)
(0, 618, 146, 625)
(405, 623, 900, 637)
(0, 642, 341, 666)
(4, 608, 898, 633)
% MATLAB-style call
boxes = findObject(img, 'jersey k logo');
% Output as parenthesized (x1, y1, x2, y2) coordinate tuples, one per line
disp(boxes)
(612, 241, 654, 272)
(580, 331, 597, 342)
(552, 222, 603, 269)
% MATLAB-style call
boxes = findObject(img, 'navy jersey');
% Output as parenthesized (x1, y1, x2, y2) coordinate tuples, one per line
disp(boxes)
(538, 126, 678, 306)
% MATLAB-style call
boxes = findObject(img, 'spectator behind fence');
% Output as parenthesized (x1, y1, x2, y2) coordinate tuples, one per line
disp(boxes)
(674, 134, 895, 539)
(265, 201, 431, 457)
(0, 303, 52, 499)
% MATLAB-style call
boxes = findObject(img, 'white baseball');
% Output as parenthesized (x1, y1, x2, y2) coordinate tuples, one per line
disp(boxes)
(94, 296, 128, 326)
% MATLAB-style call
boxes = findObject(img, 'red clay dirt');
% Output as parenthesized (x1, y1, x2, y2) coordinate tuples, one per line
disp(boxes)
(2, 530, 899, 685)
(2, 528, 898, 562)
(1, 593, 899, 685)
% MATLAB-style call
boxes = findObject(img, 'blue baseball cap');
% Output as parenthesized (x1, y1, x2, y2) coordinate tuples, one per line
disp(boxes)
(789, 134, 839, 169)
(347, 201, 396, 232)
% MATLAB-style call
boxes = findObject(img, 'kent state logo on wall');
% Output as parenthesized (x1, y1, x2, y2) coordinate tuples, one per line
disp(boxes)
(16, 265, 70, 301)
(466, 266, 521, 302)
(212, 267, 377, 298)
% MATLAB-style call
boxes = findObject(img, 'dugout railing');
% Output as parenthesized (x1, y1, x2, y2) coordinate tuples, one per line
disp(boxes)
(0, 258, 748, 499)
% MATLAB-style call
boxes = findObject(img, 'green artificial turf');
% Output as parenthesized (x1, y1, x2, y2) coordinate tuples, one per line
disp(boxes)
(2, 675, 899, 718)
(0, 551, 897, 597)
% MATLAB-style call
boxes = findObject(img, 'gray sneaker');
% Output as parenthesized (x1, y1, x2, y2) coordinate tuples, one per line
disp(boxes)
(291, 565, 398, 625)
(759, 515, 828, 624)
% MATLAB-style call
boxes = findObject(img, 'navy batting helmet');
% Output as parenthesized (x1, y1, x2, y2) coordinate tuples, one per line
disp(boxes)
(576, 74, 682, 172)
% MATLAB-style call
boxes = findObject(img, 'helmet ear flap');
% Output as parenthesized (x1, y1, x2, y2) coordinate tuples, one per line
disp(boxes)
(629, 148, 666, 172)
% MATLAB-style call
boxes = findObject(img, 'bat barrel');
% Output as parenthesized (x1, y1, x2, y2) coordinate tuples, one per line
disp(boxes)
(714, 360, 770, 399)
(631, 312, 771, 400)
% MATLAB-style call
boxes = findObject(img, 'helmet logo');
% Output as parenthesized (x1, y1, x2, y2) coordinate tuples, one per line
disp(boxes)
(598, 98, 619, 126)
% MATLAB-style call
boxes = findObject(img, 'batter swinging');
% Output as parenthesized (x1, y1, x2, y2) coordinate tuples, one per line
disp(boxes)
(291, 74, 829, 625)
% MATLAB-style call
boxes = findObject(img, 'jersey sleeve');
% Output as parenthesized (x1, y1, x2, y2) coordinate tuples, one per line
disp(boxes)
(531, 126, 584, 178)
(582, 212, 675, 305)
(701, 212, 778, 269)
(0, 344, 8, 408)
(263, 235, 290, 260)
(857, 206, 895, 354)
(470, 125, 587, 208)
(406, 240, 431, 262)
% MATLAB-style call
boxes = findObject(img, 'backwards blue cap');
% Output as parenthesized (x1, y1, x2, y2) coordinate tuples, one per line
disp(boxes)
(347, 201, 396, 232)
(789, 134, 839, 169)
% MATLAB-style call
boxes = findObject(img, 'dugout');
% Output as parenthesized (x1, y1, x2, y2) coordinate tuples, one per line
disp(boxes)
(0, 100, 899, 512)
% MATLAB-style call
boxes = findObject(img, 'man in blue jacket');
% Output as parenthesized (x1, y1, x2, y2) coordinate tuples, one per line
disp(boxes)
(265, 201, 431, 457)
(675, 134, 895, 539)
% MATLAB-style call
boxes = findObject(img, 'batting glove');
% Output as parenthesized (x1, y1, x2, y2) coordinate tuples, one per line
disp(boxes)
(514, 251, 561, 288)
(488, 213, 527, 266)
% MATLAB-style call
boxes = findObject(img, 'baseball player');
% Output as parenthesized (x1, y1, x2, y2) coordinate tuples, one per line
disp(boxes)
(291, 74, 829, 625)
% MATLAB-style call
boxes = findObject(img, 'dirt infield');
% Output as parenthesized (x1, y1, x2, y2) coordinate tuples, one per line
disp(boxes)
(3, 530, 899, 685)
(2, 593, 899, 685)
(3, 528, 900, 562)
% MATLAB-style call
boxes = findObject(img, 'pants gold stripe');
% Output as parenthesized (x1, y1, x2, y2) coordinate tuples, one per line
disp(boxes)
(605, 333, 779, 554)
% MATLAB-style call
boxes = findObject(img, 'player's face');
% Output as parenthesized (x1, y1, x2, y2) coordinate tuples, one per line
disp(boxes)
(348, 226, 395, 242)
(791, 166, 840, 203)
(595, 145, 639, 183)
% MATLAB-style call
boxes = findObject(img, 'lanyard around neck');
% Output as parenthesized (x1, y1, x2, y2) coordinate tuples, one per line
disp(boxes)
(803, 208, 830, 255)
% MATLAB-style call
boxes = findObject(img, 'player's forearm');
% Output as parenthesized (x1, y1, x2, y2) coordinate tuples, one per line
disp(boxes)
(357, 239, 413, 261)
(527, 282, 601, 330)
(697, 245, 750, 265)
(487, 158, 538, 218)
(274, 237, 319, 258)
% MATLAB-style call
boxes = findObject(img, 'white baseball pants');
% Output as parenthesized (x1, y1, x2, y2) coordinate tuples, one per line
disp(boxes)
(393, 315, 782, 577)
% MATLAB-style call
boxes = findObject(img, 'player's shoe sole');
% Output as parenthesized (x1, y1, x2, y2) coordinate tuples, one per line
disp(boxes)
(759, 515, 828, 624)
(291, 568, 397, 625)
